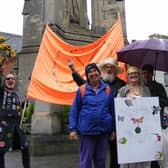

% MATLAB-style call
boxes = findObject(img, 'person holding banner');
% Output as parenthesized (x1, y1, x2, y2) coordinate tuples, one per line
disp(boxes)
(0, 73, 30, 168)
(117, 66, 151, 168)
(69, 63, 115, 168)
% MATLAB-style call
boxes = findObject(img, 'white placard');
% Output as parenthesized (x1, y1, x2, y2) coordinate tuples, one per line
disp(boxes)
(115, 97, 163, 164)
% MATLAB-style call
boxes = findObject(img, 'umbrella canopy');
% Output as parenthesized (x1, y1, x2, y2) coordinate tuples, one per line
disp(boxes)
(117, 38, 168, 72)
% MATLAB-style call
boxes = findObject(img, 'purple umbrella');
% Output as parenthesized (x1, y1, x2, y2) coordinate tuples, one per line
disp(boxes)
(117, 38, 168, 72)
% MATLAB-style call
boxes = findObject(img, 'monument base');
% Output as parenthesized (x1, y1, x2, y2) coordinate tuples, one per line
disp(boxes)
(29, 134, 79, 156)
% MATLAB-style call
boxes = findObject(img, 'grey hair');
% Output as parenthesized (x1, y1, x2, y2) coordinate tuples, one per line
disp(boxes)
(2, 72, 16, 87)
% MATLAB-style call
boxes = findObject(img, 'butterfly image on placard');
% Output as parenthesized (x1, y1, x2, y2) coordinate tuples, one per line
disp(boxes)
(152, 133, 161, 142)
(119, 137, 127, 144)
(131, 116, 144, 134)
(154, 152, 163, 160)
(152, 106, 160, 115)
(125, 99, 133, 107)
(118, 115, 124, 122)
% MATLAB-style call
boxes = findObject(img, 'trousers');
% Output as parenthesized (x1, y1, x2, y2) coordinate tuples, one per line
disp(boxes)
(151, 161, 160, 168)
(109, 139, 119, 168)
(79, 134, 108, 168)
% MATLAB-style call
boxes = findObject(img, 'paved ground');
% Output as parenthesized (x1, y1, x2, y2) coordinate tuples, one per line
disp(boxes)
(5, 151, 110, 168)
(5, 151, 79, 168)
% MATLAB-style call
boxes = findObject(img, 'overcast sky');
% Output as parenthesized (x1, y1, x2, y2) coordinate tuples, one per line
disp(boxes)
(0, 0, 24, 35)
(0, 0, 168, 43)
(125, 0, 168, 42)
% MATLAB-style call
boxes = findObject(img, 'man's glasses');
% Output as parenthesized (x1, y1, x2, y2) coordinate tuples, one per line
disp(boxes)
(6, 77, 15, 80)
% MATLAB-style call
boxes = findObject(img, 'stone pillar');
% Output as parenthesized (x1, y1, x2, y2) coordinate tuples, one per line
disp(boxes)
(92, 0, 117, 32)
(91, 0, 127, 42)
(31, 101, 63, 135)
(79, 0, 89, 27)
(67, 0, 88, 28)
(22, 0, 44, 49)
(116, 0, 128, 44)
(19, 0, 45, 99)
(29, 101, 77, 156)
(45, 0, 68, 26)
(19, 0, 71, 156)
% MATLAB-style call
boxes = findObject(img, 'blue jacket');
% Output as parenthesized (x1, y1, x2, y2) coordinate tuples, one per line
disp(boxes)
(69, 80, 115, 135)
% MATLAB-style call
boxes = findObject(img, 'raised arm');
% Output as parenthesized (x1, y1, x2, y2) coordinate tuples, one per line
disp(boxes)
(68, 59, 86, 86)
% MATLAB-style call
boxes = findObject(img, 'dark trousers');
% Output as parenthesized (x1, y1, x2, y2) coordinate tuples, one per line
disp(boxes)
(109, 139, 119, 168)
(151, 161, 160, 168)
(0, 147, 30, 168)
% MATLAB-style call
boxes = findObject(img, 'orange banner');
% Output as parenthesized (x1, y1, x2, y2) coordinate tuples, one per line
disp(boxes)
(27, 16, 127, 105)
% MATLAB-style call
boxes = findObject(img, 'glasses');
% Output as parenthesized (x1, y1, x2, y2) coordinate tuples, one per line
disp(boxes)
(6, 77, 15, 80)
(128, 72, 139, 76)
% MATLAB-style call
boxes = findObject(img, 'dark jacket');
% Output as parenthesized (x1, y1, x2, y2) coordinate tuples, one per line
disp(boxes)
(0, 88, 28, 153)
(145, 80, 168, 108)
(145, 80, 168, 129)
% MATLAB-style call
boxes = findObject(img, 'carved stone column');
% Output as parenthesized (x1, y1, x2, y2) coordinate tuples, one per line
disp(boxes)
(91, 0, 127, 42)
(19, 0, 70, 156)
(31, 101, 63, 135)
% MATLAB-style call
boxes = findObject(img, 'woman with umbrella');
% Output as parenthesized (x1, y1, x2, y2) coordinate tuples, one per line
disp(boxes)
(117, 38, 168, 168)
(117, 66, 151, 168)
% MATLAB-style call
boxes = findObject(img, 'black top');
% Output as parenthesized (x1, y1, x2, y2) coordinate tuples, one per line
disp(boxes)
(145, 80, 168, 129)
(145, 80, 168, 108)
(0, 88, 21, 121)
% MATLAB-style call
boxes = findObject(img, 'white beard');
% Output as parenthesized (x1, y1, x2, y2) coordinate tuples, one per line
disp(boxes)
(102, 73, 116, 83)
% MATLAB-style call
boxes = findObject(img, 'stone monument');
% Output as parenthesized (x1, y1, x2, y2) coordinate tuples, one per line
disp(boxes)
(19, 0, 126, 155)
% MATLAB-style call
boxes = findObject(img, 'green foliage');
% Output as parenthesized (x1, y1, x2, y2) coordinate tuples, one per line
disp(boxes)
(22, 100, 34, 134)
(24, 101, 34, 121)
(61, 105, 71, 133)
(62, 105, 70, 124)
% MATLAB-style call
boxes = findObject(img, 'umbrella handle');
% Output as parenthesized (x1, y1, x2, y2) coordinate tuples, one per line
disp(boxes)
(153, 51, 158, 80)
(153, 70, 156, 81)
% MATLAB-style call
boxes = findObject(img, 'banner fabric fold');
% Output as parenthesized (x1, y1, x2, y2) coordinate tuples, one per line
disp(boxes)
(27, 16, 127, 105)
